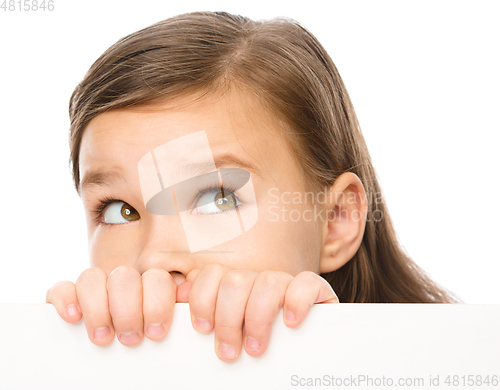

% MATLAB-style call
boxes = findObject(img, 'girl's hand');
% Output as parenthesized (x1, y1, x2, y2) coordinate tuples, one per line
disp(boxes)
(45, 264, 339, 360)
(45, 266, 178, 346)
(179, 264, 339, 362)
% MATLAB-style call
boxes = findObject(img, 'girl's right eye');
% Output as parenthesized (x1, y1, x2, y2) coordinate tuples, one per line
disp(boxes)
(101, 201, 140, 224)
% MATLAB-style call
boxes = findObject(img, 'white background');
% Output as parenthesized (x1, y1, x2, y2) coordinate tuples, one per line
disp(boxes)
(0, 0, 498, 304)
(2, 304, 499, 389)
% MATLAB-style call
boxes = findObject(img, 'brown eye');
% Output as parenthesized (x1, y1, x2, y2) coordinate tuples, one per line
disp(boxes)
(103, 201, 141, 224)
(214, 192, 236, 211)
(121, 202, 140, 221)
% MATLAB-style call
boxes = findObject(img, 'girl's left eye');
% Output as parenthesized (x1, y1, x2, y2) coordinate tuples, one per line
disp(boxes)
(102, 201, 141, 224)
(191, 190, 240, 215)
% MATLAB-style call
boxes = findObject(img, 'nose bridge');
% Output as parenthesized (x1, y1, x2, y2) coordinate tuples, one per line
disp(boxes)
(136, 131, 217, 276)
(134, 214, 196, 276)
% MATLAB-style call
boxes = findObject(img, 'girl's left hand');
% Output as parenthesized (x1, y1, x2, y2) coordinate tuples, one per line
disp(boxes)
(176, 263, 339, 362)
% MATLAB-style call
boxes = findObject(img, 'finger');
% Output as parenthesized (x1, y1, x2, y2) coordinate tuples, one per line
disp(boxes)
(185, 268, 201, 283)
(171, 271, 187, 286)
(169, 271, 189, 303)
(243, 271, 294, 357)
(188, 263, 228, 333)
(176, 268, 200, 303)
(214, 269, 258, 362)
(45, 281, 82, 324)
(283, 271, 339, 328)
(107, 266, 143, 346)
(176, 281, 192, 303)
(75, 267, 115, 346)
(142, 268, 177, 341)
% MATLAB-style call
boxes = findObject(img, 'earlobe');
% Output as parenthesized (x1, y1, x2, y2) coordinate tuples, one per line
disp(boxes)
(319, 172, 368, 274)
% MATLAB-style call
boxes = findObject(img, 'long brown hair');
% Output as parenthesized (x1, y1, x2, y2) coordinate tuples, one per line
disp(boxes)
(68, 11, 462, 303)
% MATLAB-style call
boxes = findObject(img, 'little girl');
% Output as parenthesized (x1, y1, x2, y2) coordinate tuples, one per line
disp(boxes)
(45, 11, 461, 362)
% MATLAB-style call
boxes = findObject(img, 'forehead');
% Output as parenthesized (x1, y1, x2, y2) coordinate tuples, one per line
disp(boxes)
(78, 90, 300, 192)
(80, 95, 229, 158)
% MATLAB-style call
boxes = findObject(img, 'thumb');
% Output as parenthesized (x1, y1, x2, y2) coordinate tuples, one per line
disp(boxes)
(176, 281, 192, 303)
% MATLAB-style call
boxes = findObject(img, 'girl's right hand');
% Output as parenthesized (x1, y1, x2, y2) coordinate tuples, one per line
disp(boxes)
(45, 266, 179, 346)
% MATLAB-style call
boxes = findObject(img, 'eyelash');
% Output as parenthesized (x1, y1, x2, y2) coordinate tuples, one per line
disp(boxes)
(92, 196, 123, 226)
(92, 183, 241, 227)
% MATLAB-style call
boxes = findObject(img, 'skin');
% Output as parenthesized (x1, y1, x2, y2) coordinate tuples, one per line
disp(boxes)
(46, 88, 368, 362)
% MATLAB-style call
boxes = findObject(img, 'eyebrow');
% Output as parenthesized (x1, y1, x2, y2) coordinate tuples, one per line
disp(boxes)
(80, 169, 127, 196)
(79, 153, 262, 195)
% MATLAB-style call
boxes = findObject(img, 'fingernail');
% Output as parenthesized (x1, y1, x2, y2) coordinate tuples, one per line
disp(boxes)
(219, 343, 236, 359)
(94, 326, 110, 340)
(194, 318, 211, 332)
(285, 310, 295, 322)
(245, 336, 260, 352)
(118, 332, 140, 345)
(147, 324, 164, 338)
(65, 304, 79, 317)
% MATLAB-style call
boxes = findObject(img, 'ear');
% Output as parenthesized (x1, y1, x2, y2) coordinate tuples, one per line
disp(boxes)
(319, 172, 368, 273)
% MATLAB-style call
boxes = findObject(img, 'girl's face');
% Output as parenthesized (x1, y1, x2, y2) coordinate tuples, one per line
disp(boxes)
(79, 90, 329, 278)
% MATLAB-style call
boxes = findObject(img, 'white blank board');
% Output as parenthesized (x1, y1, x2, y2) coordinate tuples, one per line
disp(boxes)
(0, 303, 499, 389)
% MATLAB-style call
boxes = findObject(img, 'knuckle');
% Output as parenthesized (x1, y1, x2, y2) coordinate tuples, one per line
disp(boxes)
(49, 281, 73, 297)
(111, 313, 143, 324)
(203, 262, 226, 274)
(77, 267, 107, 284)
(142, 270, 176, 300)
(47, 282, 75, 306)
(87, 308, 111, 320)
(286, 287, 305, 304)
(110, 310, 143, 328)
(252, 271, 289, 307)
(142, 268, 172, 282)
(107, 266, 140, 288)
(245, 316, 272, 330)
(215, 322, 239, 334)
(257, 271, 282, 288)
(297, 270, 320, 286)
(221, 270, 251, 290)
(144, 289, 172, 311)
(109, 265, 139, 278)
